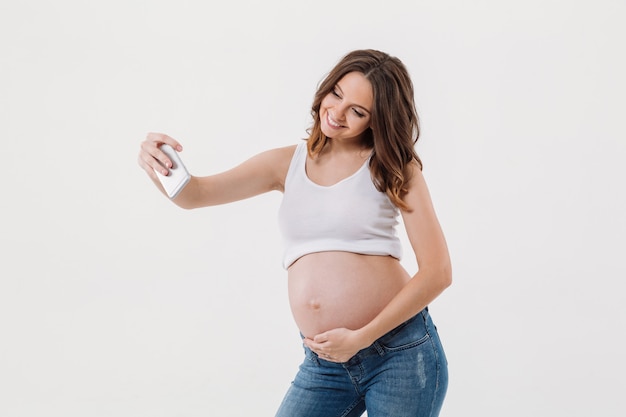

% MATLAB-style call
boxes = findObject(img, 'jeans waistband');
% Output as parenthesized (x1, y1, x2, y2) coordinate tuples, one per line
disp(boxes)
(358, 308, 426, 361)
(303, 307, 429, 365)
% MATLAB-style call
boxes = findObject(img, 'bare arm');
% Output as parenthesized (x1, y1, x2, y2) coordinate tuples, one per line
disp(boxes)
(304, 161, 452, 361)
(138, 132, 296, 209)
(356, 163, 452, 345)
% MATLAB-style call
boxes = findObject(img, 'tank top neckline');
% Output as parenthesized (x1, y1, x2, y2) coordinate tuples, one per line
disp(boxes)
(303, 154, 371, 188)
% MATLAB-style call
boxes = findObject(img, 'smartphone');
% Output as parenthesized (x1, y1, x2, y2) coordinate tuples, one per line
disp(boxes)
(154, 144, 191, 199)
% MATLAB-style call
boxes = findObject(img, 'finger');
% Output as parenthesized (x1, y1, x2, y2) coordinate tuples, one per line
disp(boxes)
(142, 133, 183, 171)
(304, 340, 329, 359)
(139, 147, 170, 176)
(140, 140, 176, 174)
(303, 338, 319, 350)
(139, 145, 171, 175)
(137, 155, 156, 179)
(139, 158, 163, 180)
(146, 132, 183, 152)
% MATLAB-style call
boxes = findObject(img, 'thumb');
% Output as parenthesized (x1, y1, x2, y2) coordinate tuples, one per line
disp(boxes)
(313, 333, 328, 343)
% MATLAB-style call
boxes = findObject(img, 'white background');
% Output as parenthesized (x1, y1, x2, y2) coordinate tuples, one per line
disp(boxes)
(1, 1, 625, 416)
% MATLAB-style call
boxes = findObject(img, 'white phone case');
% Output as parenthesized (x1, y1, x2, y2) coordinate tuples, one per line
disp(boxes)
(155, 144, 191, 199)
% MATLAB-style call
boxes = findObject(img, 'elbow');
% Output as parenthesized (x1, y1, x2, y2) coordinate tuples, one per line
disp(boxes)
(435, 262, 453, 292)
(416, 262, 452, 293)
(442, 264, 452, 290)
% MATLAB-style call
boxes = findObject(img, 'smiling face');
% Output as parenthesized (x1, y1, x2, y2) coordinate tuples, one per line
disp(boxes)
(319, 71, 373, 144)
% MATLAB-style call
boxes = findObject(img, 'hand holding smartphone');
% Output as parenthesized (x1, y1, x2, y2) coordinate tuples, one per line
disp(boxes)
(154, 144, 191, 199)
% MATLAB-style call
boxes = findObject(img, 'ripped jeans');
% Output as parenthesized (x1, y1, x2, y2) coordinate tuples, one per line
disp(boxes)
(275, 308, 448, 417)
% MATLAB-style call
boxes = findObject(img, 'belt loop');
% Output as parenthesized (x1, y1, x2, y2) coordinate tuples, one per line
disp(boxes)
(305, 346, 320, 365)
(372, 340, 385, 356)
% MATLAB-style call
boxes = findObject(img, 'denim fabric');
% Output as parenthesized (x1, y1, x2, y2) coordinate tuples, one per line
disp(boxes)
(275, 308, 448, 417)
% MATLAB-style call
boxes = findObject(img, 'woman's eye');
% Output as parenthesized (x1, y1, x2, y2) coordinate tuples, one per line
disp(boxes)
(353, 109, 365, 118)
(331, 89, 341, 98)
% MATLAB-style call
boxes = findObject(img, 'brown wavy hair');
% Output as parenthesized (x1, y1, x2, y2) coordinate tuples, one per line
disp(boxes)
(307, 49, 421, 211)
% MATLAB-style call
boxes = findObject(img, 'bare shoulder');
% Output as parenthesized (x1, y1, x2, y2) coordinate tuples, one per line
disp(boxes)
(262, 143, 298, 164)
(405, 159, 427, 188)
(401, 159, 435, 214)
(236, 143, 297, 171)
(400, 159, 450, 274)
(249, 143, 298, 192)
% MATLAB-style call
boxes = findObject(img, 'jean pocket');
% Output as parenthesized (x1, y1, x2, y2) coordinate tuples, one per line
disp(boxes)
(378, 314, 430, 352)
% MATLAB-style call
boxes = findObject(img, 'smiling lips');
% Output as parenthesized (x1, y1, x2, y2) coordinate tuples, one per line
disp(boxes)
(326, 112, 345, 129)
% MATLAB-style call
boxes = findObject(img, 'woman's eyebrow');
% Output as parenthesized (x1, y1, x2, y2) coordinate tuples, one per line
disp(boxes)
(335, 83, 371, 114)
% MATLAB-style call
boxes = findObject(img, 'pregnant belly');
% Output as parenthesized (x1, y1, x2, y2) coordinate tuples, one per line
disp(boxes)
(287, 251, 410, 338)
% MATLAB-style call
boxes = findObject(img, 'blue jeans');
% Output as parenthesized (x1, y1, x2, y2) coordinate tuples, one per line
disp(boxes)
(275, 308, 448, 417)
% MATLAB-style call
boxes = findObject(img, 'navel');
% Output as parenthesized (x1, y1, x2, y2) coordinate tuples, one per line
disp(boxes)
(307, 299, 322, 310)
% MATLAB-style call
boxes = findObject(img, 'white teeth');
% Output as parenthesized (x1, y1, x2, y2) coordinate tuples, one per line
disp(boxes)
(328, 113, 342, 128)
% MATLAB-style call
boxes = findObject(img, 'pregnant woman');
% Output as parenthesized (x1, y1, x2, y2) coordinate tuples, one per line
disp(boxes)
(138, 49, 452, 417)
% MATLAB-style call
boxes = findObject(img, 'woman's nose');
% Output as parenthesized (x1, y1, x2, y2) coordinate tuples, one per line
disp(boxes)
(332, 104, 349, 121)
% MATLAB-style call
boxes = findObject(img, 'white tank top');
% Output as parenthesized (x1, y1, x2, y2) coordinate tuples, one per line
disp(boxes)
(278, 142, 403, 269)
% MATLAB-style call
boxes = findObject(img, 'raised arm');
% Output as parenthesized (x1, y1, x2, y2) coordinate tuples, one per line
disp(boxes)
(138, 132, 296, 209)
